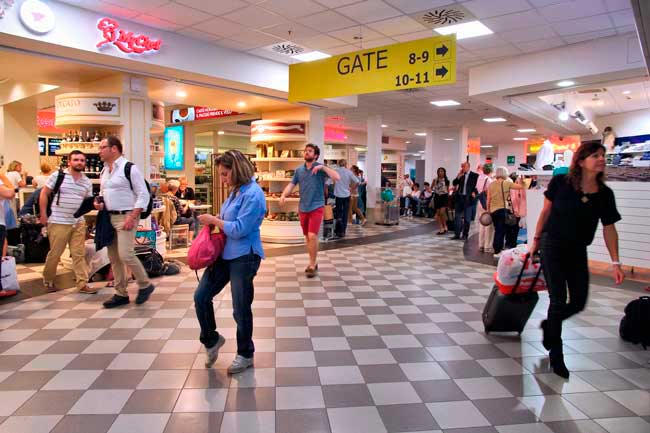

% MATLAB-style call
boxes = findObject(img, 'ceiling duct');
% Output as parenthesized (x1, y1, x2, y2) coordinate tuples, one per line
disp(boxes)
(264, 42, 307, 57)
(411, 4, 475, 29)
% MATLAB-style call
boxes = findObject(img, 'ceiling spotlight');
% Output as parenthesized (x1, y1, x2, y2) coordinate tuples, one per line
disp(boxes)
(557, 80, 575, 87)
(237, 101, 246, 108)
(622, 90, 631, 95)
(292, 50, 331, 62)
(381, 124, 387, 128)
(418, 150, 425, 153)
(414, 132, 427, 136)
(430, 100, 460, 107)
(217, 131, 225, 135)
(558, 111, 570, 121)
(405, 140, 411, 144)
(483, 117, 506, 122)
(513, 137, 528, 141)
(480, 145, 494, 148)
(176, 90, 187, 97)
(443, 138, 454, 141)
(517, 128, 536, 133)
(434, 20, 493, 40)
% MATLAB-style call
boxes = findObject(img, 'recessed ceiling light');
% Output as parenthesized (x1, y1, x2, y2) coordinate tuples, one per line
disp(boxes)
(483, 117, 506, 122)
(517, 128, 536, 133)
(237, 101, 246, 108)
(434, 20, 493, 40)
(480, 145, 494, 148)
(557, 80, 575, 87)
(405, 140, 411, 144)
(622, 90, 631, 95)
(217, 131, 225, 135)
(414, 132, 427, 136)
(292, 51, 331, 62)
(430, 100, 460, 107)
(443, 138, 454, 141)
(381, 124, 387, 128)
(418, 150, 425, 153)
(176, 90, 187, 97)
(513, 137, 528, 141)
(558, 111, 570, 121)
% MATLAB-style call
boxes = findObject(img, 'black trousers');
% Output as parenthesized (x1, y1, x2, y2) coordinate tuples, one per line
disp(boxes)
(540, 235, 589, 351)
(335, 196, 351, 236)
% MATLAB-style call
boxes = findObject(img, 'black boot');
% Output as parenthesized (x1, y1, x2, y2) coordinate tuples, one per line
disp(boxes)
(541, 320, 551, 351)
(549, 348, 570, 379)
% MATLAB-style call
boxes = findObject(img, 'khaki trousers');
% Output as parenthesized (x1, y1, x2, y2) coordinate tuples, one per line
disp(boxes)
(107, 214, 150, 297)
(43, 222, 88, 289)
(348, 194, 365, 223)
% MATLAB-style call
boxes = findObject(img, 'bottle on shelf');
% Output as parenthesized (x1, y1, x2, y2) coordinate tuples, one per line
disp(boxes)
(93, 130, 100, 142)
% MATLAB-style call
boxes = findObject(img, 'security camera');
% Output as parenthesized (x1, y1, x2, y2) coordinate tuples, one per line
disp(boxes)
(586, 121, 599, 135)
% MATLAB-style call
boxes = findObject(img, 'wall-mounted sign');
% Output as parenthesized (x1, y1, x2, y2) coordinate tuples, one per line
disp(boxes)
(289, 35, 456, 102)
(47, 137, 62, 155)
(527, 135, 580, 154)
(55, 95, 120, 120)
(251, 120, 307, 143)
(507, 155, 516, 166)
(324, 127, 347, 141)
(164, 125, 184, 170)
(171, 107, 241, 123)
(96, 17, 162, 54)
(38, 137, 46, 156)
(20, 0, 55, 34)
(152, 103, 164, 122)
(37, 111, 65, 134)
(467, 137, 480, 155)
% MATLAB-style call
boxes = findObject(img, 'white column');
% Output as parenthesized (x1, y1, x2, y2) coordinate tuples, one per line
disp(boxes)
(424, 128, 435, 183)
(429, 127, 469, 176)
(308, 108, 325, 162)
(0, 103, 40, 176)
(366, 115, 382, 219)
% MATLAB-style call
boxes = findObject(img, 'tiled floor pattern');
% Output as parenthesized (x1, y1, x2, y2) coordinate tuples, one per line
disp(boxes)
(1, 232, 649, 433)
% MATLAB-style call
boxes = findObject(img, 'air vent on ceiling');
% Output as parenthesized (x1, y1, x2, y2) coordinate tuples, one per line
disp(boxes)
(396, 129, 408, 132)
(264, 42, 307, 56)
(455, 108, 472, 111)
(577, 88, 607, 94)
(411, 4, 475, 29)
(506, 124, 518, 127)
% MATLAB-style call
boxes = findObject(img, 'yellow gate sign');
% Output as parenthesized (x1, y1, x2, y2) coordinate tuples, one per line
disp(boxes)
(289, 35, 456, 102)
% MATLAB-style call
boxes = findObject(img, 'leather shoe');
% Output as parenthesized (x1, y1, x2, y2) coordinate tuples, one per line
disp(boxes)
(103, 295, 129, 309)
(135, 284, 155, 305)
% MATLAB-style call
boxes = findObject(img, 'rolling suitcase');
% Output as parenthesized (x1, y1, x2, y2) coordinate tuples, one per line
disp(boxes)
(483, 254, 543, 334)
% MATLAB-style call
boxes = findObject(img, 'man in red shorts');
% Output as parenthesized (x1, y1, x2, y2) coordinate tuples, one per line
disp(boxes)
(280, 144, 340, 277)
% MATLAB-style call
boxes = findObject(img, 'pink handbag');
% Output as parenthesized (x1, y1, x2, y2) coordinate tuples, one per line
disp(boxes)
(188, 225, 225, 270)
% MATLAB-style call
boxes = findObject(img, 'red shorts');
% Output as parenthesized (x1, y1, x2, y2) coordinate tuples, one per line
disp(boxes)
(299, 207, 324, 236)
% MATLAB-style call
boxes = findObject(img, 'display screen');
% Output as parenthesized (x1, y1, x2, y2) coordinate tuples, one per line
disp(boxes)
(48, 138, 62, 155)
(38, 137, 46, 156)
(164, 125, 184, 170)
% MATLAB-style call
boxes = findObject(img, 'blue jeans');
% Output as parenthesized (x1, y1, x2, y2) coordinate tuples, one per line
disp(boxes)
(194, 253, 261, 358)
(454, 196, 476, 238)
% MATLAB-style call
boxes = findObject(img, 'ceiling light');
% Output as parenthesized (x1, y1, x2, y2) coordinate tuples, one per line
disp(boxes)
(556, 80, 575, 87)
(622, 90, 631, 95)
(176, 90, 187, 97)
(558, 111, 570, 121)
(405, 140, 411, 144)
(443, 138, 454, 141)
(483, 117, 506, 122)
(381, 124, 387, 128)
(292, 51, 331, 62)
(430, 100, 460, 107)
(595, 100, 604, 106)
(513, 137, 528, 141)
(480, 145, 494, 148)
(217, 131, 225, 135)
(414, 132, 427, 136)
(517, 128, 536, 133)
(418, 150, 425, 153)
(434, 20, 493, 40)
(236, 101, 246, 108)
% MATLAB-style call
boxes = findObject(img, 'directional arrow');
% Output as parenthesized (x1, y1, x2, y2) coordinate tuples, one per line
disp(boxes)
(435, 66, 448, 78)
(436, 44, 448, 57)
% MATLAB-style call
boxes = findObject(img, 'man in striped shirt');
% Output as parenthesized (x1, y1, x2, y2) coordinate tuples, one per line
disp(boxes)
(39, 150, 96, 294)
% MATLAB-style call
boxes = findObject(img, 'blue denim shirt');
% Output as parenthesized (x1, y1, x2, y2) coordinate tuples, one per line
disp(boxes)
(220, 180, 266, 260)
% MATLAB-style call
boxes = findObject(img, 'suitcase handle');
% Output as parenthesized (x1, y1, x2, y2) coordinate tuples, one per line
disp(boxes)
(511, 253, 543, 295)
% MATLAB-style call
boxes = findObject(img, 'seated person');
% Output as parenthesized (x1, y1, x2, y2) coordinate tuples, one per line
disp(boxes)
(19, 187, 42, 216)
(175, 176, 195, 217)
(407, 183, 421, 215)
(418, 182, 433, 217)
(166, 180, 196, 240)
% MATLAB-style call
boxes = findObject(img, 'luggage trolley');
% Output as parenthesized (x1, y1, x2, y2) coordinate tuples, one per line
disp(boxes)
(376, 198, 399, 226)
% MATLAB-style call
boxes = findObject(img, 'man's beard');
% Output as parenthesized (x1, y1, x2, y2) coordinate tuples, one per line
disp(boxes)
(304, 155, 315, 163)
(71, 165, 84, 173)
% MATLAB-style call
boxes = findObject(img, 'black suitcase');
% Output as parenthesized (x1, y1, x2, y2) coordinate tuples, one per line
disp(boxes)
(21, 223, 50, 263)
(483, 254, 542, 334)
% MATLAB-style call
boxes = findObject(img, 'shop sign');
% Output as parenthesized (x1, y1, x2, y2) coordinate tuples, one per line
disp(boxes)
(527, 135, 580, 154)
(0, 0, 16, 20)
(96, 17, 162, 54)
(324, 148, 347, 160)
(467, 137, 480, 155)
(289, 35, 456, 102)
(171, 106, 241, 123)
(324, 127, 347, 141)
(37, 111, 65, 134)
(251, 120, 307, 143)
(19, 0, 55, 34)
(55, 95, 120, 118)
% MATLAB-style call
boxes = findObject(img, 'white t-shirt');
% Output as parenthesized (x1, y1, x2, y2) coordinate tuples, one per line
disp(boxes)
(0, 179, 5, 226)
(6, 171, 22, 188)
(46, 170, 93, 225)
(33, 175, 50, 188)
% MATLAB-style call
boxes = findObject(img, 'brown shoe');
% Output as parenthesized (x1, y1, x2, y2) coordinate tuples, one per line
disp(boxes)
(306, 265, 318, 278)
(78, 285, 98, 294)
(44, 282, 58, 293)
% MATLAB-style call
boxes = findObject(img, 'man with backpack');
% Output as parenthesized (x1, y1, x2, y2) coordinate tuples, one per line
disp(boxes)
(95, 137, 155, 308)
(39, 150, 95, 293)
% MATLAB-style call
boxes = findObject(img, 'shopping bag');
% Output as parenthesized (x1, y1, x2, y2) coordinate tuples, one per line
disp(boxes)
(188, 225, 225, 271)
(494, 245, 546, 294)
(1, 257, 20, 291)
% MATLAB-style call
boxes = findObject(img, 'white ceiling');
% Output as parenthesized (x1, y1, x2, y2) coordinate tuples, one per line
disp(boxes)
(54, 0, 640, 150)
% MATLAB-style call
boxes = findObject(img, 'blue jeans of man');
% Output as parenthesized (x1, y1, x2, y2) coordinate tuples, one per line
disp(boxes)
(194, 252, 261, 358)
(454, 196, 476, 238)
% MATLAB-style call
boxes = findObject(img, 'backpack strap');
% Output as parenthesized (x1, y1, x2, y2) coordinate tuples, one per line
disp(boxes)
(124, 161, 134, 191)
(51, 169, 66, 206)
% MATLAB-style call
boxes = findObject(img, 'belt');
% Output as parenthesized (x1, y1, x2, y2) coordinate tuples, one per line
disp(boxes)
(108, 210, 131, 215)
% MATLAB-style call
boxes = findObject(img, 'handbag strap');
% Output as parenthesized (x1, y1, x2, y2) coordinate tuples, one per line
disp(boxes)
(500, 181, 512, 210)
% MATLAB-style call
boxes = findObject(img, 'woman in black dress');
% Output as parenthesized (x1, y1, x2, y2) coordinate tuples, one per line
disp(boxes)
(433, 167, 450, 235)
(530, 142, 624, 378)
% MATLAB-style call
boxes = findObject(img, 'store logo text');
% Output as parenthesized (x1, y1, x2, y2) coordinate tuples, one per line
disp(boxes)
(96, 18, 162, 54)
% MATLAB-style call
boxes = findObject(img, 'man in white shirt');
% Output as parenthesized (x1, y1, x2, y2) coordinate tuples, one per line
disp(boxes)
(39, 151, 95, 294)
(95, 137, 154, 308)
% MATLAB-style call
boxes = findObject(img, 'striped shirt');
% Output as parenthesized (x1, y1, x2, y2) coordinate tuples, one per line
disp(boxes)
(46, 170, 92, 225)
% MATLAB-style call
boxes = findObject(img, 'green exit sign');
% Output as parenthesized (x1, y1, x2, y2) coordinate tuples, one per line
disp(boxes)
(507, 155, 516, 166)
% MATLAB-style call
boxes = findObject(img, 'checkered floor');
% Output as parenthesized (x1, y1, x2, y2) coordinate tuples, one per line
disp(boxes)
(0, 231, 649, 433)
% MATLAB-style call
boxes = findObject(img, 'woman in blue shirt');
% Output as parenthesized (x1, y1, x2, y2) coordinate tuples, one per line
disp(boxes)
(195, 150, 266, 374)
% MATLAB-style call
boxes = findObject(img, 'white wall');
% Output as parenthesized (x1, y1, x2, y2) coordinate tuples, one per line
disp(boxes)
(588, 109, 650, 140)
(493, 142, 527, 171)
(0, 102, 40, 176)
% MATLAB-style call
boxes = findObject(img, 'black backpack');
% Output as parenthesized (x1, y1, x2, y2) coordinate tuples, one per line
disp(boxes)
(134, 245, 165, 277)
(619, 296, 650, 349)
(124, 162, 153, 219)
(46, 169, 66, 217)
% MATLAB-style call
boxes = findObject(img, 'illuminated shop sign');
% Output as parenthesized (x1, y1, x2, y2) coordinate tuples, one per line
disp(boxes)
(171, 107, 241, 123)
(96, 17, 162, 54)
(527, 136, 580, 153)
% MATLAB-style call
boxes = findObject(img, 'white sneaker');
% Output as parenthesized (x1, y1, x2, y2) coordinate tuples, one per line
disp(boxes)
(227, 355, 254, 374)
(204, 335, 225, 368)
(493, 252, 502, 259)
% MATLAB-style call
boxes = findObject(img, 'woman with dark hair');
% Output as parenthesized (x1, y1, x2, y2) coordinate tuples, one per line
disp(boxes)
(433, 167, 450, 234)
(194, 150, 266, 374)
(531, 142, 624, 378)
